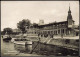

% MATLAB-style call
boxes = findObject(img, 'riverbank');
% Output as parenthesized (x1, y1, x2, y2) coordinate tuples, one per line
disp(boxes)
(8, 35, 79, 50)
(1, 35, 79, 56)
(28, 36, 79, 51)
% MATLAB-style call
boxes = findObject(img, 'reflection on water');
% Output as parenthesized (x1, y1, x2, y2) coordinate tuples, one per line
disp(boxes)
(14, 44, 26, 52)
(1, 38, 18, 55)
(14, 44, 32, 53)
(1, 38, 32, 56)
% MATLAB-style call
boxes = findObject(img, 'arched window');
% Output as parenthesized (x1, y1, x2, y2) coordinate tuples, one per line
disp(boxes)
(63, 29, 64, 34)
(58, 30, 60, 34)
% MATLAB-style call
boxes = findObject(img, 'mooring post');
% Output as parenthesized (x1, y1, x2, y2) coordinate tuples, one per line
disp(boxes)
(30, 34, 41, 54)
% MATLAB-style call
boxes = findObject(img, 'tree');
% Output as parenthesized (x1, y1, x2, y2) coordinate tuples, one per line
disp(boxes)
(2, 28, 13, 35)
(33, 23, 38, 28)
(17, 19, 31, 34)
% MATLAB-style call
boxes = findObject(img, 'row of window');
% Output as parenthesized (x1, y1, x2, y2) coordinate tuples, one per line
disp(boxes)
(28, 29, 72, 35)
(43, 25, 67, 29)
(38, 29, 65, 35)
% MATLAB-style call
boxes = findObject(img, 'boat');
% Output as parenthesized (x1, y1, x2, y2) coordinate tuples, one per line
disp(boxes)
(13, 38, 32, 45)
(3, 35, 12, 41)
(2, 31, 12, 41)
(14, 41, 26, 45)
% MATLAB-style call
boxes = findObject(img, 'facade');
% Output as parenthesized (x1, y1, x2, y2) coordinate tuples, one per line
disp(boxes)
(27, 6, 79, 38)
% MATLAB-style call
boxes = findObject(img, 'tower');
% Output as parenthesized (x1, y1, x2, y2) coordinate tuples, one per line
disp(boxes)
(39, 20, 44, 25)
(67, 4, 74, 28)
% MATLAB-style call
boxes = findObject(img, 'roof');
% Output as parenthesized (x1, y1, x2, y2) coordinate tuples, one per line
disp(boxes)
(38, 21, 67, 27)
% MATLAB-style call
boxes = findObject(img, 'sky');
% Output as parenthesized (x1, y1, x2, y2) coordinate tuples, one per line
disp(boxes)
(1, 1, 79, 31)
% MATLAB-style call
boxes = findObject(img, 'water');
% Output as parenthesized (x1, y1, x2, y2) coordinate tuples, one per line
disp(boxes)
(1, 38, 32, 56)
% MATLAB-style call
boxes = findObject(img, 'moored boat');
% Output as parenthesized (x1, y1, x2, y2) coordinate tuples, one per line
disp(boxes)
(13, 38, 32, 45)
(14, 41, 26, 45)
(2, 35, 12, 41)
(2, 31, 12, 42)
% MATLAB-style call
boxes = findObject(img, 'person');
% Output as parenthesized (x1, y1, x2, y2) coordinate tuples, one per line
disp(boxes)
(51, 34, 53, 38)
(61, 33, 63, 38)
(50, 34, 51, 38)
(38, 33, 40, 37)
(39, 37, 40, 41)
(2, 35, 3, 38)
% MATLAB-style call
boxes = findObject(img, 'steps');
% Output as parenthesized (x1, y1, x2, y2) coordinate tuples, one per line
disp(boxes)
(27, 34, 38, 38)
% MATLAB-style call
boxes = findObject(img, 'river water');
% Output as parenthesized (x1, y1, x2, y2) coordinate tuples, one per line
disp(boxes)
(1, 38, 34, 56)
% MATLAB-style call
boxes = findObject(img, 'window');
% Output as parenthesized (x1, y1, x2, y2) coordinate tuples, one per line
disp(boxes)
(58, 30, 60, 34)
(57, 25, 58, 27)
(54, 31, 55, 34)
(56, 30, 58, 34)
(48, 31, 50, 34)
(55, 31, 57, 35)
(63, 29, 64, 34)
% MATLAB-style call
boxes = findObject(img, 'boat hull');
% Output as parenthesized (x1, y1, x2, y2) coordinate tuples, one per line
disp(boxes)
(14, 41, 26, 45)
(14, 41, 32, 45)
(3, 37, 12, 41)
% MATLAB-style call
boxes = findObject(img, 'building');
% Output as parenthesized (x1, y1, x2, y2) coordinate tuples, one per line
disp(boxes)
(27, 5, 79, 38)
(38, 20, 44, 25)
(12, 29, 21, 35)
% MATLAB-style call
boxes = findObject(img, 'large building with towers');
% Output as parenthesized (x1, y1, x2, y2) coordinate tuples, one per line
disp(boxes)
(27, 6, 79, 38)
